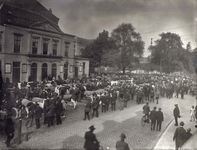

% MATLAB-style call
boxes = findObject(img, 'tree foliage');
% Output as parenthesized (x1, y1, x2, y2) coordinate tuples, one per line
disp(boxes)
(82, 30, 114, 69)
(148, 32, 194, 73)
(110, 23, 144, 74)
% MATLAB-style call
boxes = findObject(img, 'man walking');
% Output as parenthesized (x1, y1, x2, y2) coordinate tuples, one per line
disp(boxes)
(143, 102, 150, 123)
(173, 121, 186, 150)
(173, 104, 180, 126)
(156, 108, 164, 131)
(84, 125, 99, 150)
(150, 106, 157, 131)
(116, 133, 130, 150)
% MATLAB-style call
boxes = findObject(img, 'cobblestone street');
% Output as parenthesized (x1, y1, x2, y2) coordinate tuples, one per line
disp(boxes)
(0, 94, 196, 150)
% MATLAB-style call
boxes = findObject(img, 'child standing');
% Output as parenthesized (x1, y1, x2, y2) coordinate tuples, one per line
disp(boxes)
(190, 106, 195, 122)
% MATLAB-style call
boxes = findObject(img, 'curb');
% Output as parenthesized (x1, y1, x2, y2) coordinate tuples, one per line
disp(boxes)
(152, 118, 174, 150)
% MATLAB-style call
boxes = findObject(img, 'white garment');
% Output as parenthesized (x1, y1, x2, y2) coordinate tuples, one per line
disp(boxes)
(190, 107, 195, 116)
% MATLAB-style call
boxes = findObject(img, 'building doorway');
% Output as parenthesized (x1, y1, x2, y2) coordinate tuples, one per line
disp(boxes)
(42, 63, 47, 81)
(75, 66, 78, 78)
(13, 62, 20, 83)
(51, 63, 57, 79)
(31, 63, 37, 81)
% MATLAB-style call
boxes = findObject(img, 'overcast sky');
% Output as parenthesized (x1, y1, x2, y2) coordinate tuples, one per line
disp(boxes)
(38, 0, 197, 57)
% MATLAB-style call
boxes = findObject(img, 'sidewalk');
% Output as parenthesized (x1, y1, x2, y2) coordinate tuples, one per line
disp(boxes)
(153, 94, 197, 150)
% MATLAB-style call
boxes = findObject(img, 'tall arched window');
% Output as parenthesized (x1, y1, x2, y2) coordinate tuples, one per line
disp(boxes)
(31, 63, 37, 81)
(42, 63, 48, 81)
(51, 63, 57, 79)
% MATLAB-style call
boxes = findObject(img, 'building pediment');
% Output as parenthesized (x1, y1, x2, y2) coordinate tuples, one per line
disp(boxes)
(30, 20, 62, 33)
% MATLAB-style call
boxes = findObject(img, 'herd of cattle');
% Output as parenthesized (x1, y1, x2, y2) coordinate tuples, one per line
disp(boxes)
(0, 79, 112, 119)
(0, 75, 195, 122)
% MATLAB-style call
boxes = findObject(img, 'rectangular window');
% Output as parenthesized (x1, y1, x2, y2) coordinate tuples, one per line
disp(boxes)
(0, 33, 2, 52)
(52, 41, 58, 56)
(43, 39, 48, 55)
(14, 35, 21, 53)
(5, 63, 11, 74)
(32, 38, 38, 54)
(65, 42, 69, 56)
(22, 64, 27, 73)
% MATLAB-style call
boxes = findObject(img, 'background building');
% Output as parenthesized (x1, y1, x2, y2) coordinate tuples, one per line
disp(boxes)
(0, 0, 90, 83)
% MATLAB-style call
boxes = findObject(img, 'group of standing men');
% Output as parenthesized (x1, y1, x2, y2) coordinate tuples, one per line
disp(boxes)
(143, 102, 164, 131)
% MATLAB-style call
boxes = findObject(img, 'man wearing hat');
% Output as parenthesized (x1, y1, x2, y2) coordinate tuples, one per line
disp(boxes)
(84, 125, 99, 150)
(173, 121, 186, 150)
(150, 106, 157, 131)
(116, 133, 130, 150)
(173, 104, 180, 126)
(156, 108, 164, 131)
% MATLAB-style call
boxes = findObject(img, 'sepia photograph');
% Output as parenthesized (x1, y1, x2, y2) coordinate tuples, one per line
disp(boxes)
(0, 0, 197, 149)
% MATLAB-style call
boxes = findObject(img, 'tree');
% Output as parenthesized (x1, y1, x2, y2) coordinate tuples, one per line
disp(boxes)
(148, 32, 194, 73)
(110, 23, 144, 74)
(82, 30, 114, 73)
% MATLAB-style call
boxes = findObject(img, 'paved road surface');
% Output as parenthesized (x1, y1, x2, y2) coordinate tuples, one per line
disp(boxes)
(0, 94, 196, 150)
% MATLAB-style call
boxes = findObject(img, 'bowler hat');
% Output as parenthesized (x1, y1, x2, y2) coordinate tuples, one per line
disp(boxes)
(120, 133, 126, 139)
(89, 125, 96, 130)
(180, 121, 184, 126)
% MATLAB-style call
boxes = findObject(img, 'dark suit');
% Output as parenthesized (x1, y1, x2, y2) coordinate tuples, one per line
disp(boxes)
(84, 131, 99, 150)
(150, 109, 157, 130)
(143, 104, 150, 123)
(91, 97, 99, 118)
(173, 106, 180, 126)
(173, 126, 186, 150)
(156, 110, 164, 131)
(34, 105, 43, 129)
(111, 91, 117, 111)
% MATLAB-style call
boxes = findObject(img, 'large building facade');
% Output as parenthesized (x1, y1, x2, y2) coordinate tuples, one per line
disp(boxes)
(0, 0, 90, 83)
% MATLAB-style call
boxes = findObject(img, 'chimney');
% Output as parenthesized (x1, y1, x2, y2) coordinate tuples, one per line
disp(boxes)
(49, 8, 52, 13)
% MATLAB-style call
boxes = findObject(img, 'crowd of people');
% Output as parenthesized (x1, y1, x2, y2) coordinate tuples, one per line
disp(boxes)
(0, 72, 197, 148)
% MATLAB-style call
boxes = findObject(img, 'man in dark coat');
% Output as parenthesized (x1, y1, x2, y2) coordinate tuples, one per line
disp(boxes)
(84, 125, 99, 150)
(34, 103, 43, 129)
(55, 98, 63, 125)
(100, 94, 107, 113)
(84, 98, 91, 121)
(173, 104, 180, 126)
(124, 91, 130, 108)
(183, 128, 192, 144)
(150, 106, 157, 131)
(116, 133, 130, 150)
(143, 102, 150, 123)
(5, 117, 15, 147)
(156, 107, 164, 131)
(46, 103, 55, 127)
(111, 90, 117, 111)
(91, 93, 99, 118)
(173, 121, 186, 150)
